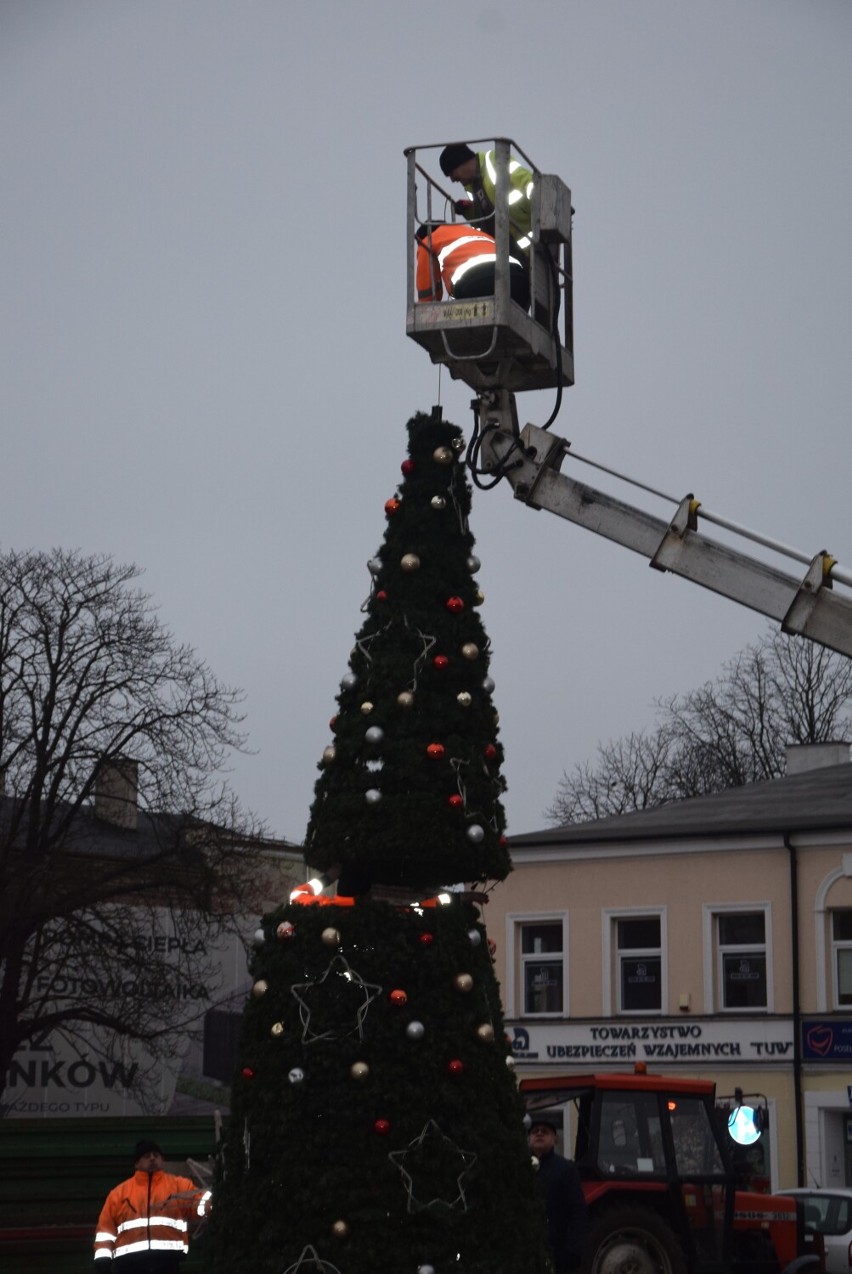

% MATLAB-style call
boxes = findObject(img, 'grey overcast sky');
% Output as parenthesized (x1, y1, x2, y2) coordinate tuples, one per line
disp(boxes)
(3, 0, 851, 843)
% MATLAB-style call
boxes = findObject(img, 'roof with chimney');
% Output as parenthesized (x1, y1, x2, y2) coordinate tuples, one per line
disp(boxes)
(510, 745, 852, 851)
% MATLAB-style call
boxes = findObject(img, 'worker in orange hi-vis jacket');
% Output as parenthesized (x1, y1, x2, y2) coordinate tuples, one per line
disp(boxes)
(93, 1140, 211, 1272)
(415, 222, 530, 310)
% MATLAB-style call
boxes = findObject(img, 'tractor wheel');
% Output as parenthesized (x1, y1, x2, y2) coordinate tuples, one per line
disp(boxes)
(583, 1205, 688, 1274)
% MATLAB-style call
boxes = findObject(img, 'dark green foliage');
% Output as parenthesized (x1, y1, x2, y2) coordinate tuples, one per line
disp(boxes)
(305, 412, 511, 889)
(209, 414, 550, 1274)
(209, 898, 550, 1274)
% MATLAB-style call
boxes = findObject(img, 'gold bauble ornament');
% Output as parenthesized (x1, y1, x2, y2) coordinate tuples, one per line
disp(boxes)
(251, 979, 268, 998)
(360, 700, 374, 715)
(322, 745, 336, 764)
(456, 692, 472, 707)
(433, 446, 453, 465)
(454, 973, 474, 993)
(476, 1023, 495, 1043)
(350, 1061, 370, 1081)
(332, 1220, 350, 1239)
(401, 553, 421, 572)
(451, 434, 466, 452)
(474, 589, 485, 604)
(461, 643, 480, 660)
(430, 495, 446, 510)
(397, 690, 415, 708)
(270, 1021, 284, 1037)
(321, 927, 341, 946)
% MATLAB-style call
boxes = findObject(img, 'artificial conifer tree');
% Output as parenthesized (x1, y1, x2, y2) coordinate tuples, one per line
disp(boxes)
(209, 412, 551, 1274)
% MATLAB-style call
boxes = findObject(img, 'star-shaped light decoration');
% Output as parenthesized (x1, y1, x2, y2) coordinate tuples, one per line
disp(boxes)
(290, 954, 382, 1044)
(280, 1244, 342, 1274)
(388, 1119, 478, 1214)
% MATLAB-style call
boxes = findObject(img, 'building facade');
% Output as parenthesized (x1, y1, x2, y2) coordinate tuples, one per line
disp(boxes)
(490, 744, 852, 1192)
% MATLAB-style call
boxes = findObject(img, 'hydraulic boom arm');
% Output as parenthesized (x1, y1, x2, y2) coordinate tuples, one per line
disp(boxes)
(477, 408, 852, 659)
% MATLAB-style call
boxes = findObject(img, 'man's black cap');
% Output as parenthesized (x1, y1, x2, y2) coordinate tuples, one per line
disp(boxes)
(529, 1118, 558, 1133)
(134, 1139, 163, 1161)
(440, 144, 476, 177)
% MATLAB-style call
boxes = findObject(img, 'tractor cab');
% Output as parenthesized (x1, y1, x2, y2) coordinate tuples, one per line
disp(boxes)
(404, 137, 574, 395)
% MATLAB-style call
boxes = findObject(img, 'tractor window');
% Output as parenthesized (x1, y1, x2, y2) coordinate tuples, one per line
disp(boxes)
(596, 1092, 666, 1175)
(669, 1096, 726, 1177)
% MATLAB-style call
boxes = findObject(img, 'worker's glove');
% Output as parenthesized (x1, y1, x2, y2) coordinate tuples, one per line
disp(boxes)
(454, 199, 474, 215)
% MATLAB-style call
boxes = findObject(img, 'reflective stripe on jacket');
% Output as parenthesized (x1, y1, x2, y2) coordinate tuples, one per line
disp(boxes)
(94, 1169, 206, 1262)
(416, 225, 520, 301)
(464, 149, 534, 248)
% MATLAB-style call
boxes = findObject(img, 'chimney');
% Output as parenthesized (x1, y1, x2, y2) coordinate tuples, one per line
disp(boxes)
(785, 742, 851, 776)
(94, 759, 139, 829)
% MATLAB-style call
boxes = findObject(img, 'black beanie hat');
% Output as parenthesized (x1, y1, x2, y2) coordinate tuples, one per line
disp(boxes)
(440, 143, 476, 177)
(134, 1139, 162, 1161)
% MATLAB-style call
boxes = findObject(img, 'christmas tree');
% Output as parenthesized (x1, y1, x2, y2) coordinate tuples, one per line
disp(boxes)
(209, 412, 551, 1274)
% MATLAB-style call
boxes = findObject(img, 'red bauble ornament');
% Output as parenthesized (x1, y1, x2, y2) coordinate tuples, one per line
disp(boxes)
(376, 590, 388, 602)
(447, 1059, 465, 1077)
(329, 715, 338, 730)
(448, 794, 464, 809)
(385, 498, 401, 516)
(401, 459, 415, 476)
(426, 743, 445, 760)
(389, 989, 408, 1007)
(433, 654, 449, 670)
(241, 1066, 255, 1080)
(446, 596, 465, 614)
(499, 834, 508, 847)
(484, 744, 498, 761)
(374, 1118, 392, 1135)
(419, 932, 434, 947)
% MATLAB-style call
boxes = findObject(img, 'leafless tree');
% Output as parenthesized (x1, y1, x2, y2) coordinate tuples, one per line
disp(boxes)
(0, 548, 270, 1109)
(546, 629, 852, 826)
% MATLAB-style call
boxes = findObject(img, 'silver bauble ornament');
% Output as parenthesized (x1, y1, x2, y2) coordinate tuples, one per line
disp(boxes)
(288, 1067, 305, 1084)
(321, 926, 341, 946)
(482, 675, 495, 693)
(253, 928, 265, 946)
(506, 1054, 516, 1069)
(365, 788, 382, 804)
(340, 672, 357, 690)
(433, 446, 453, 465)
(418, 1266, 436, 1274)
(406, 1020, 425, 1040)
(468, 928, 482, 945)
(368, 557, 382, 576)
(466, 554, 481, 573)
(365, 726, 384, 744)
(466, 824, 485, 843)
(400, 553, 421, 572)
(430, 495, 446, 510)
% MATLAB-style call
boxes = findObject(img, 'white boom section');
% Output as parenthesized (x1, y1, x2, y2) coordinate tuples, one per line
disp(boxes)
(479, 419, 852, 659)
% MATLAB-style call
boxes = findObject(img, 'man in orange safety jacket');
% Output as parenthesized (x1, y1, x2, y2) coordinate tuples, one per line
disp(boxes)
(415, 223, 530, 310)
(93, 1140, 211, 1272)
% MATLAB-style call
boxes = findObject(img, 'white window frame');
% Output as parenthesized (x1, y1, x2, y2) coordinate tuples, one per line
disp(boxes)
(505, 912, 568, 1019)
(830, 908, 852, 1009)
(603, 907, 667, 1016)
(702, 903, 773, 1014)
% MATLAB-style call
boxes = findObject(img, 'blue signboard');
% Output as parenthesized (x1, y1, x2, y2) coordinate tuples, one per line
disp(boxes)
(801, 1019, 852, 1061)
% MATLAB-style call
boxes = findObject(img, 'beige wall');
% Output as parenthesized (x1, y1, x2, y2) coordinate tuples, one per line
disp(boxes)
(487, 833, 852, 1190)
